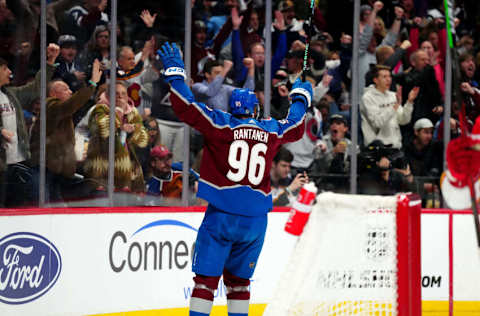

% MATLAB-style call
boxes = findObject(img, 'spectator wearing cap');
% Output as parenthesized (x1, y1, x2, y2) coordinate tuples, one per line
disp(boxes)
(231, 7, 287, 88)
(145, 145, 181, 198)
(361, 65, 419, 149)
(53, 35, 85, 92)
(145, 145, 198, 201)
(314, 114, 355, 191)
(192, 58, 254, 112)
(403, 118, 443, 199)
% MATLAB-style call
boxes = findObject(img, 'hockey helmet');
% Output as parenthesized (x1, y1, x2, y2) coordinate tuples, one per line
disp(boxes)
(229, 88, 259, 116)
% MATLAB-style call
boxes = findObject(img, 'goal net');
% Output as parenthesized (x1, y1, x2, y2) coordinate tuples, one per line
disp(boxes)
(263, 192, 421, 316)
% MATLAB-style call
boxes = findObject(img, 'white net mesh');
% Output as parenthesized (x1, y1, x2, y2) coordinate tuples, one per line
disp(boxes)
(264, 193, 399, 316)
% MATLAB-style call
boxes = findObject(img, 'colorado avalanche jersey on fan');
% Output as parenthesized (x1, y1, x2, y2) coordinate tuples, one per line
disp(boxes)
(169, 79, 306, 216)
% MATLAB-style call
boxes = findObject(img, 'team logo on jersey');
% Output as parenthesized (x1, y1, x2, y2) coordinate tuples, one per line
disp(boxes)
(0, 232, 62, 304)
(249, 262, 255, 269)
(128, 83, 142, 107)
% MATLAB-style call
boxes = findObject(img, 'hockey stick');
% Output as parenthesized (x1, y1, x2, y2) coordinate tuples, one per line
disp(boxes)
(301, 0, 315, 81)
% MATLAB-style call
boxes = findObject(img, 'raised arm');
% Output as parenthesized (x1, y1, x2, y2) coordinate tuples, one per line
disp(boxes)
(48, 59, 102, 120)
(10, 44, 59, 107)
(277, 79, 312, 144)
(158, 42, 225, 137)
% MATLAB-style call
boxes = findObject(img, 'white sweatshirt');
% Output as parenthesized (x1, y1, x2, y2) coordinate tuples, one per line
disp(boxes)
(360, 85, 413, 148)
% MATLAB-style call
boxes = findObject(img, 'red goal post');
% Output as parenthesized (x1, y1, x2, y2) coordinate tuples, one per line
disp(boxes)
(263, 192, 421, 316)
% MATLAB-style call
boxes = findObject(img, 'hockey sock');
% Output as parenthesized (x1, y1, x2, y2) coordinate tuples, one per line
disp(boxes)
(189, 274, 220, 316)
(223, 269, 250, 316)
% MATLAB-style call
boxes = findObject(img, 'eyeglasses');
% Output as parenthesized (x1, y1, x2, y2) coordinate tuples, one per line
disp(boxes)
(145, 125, 158, 131)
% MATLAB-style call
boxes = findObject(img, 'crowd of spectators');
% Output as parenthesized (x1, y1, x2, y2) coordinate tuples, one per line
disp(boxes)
(0, 0, 479, 208)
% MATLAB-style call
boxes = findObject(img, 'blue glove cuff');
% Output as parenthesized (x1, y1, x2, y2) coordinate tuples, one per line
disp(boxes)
(289, 87, 311, 108)
(164, 67, 187, 80)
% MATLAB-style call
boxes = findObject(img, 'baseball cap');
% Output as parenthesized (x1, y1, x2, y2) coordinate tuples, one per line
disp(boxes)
(329, 114, 347, 125)
(58, 35, 77, 48)
(150, 145, 172, 159)
(279, 0, 294, 12)
(413, 118, 434, 130)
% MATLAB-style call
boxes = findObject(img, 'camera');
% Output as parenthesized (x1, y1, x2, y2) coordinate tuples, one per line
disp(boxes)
(359, 140, 408, 172)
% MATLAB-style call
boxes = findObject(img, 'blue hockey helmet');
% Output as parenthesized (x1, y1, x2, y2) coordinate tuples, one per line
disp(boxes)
(229, 88, 259, 116)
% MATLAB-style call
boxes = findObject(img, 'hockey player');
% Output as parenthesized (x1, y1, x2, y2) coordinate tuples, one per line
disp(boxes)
(158, 42, 312, 316)
(441, 116, 480, 210)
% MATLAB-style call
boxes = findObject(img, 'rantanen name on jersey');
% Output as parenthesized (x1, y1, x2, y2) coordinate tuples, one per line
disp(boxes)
(233, 128, 269, 143)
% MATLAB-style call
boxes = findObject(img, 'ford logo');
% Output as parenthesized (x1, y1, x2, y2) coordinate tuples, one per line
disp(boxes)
(0, 232, 61, 304)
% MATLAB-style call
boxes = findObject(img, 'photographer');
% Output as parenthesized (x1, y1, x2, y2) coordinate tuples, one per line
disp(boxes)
(358, 140, 415, 195)
(270, 147, 309, 206)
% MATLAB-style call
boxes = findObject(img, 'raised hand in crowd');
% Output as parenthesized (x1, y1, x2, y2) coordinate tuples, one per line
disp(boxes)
(121, 123, 135, 134)
(74, 71, 86, 81)
(1, 129, 14, 143)
(243, 57, 255, 76)
(231, 6, 243, 30)
(291, 40, 306, 51)
(373, 1, 384, 13)
(321, 72, 333, 88)
(221, 59, 233, 77)
(400, 40, 412, 50)
(278, 84, 289, 97)
(91, 59, 103, 84)
(273, 10, 285, 31)
(395, 85, 403, 110)
(140, 9, 157, 28)
(408, 86, 420, 103)
(98, 0, 108, 12)
(142, 36, 155, 61)
(47, 43, 60, 65)
(394, 5, 405, 20)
